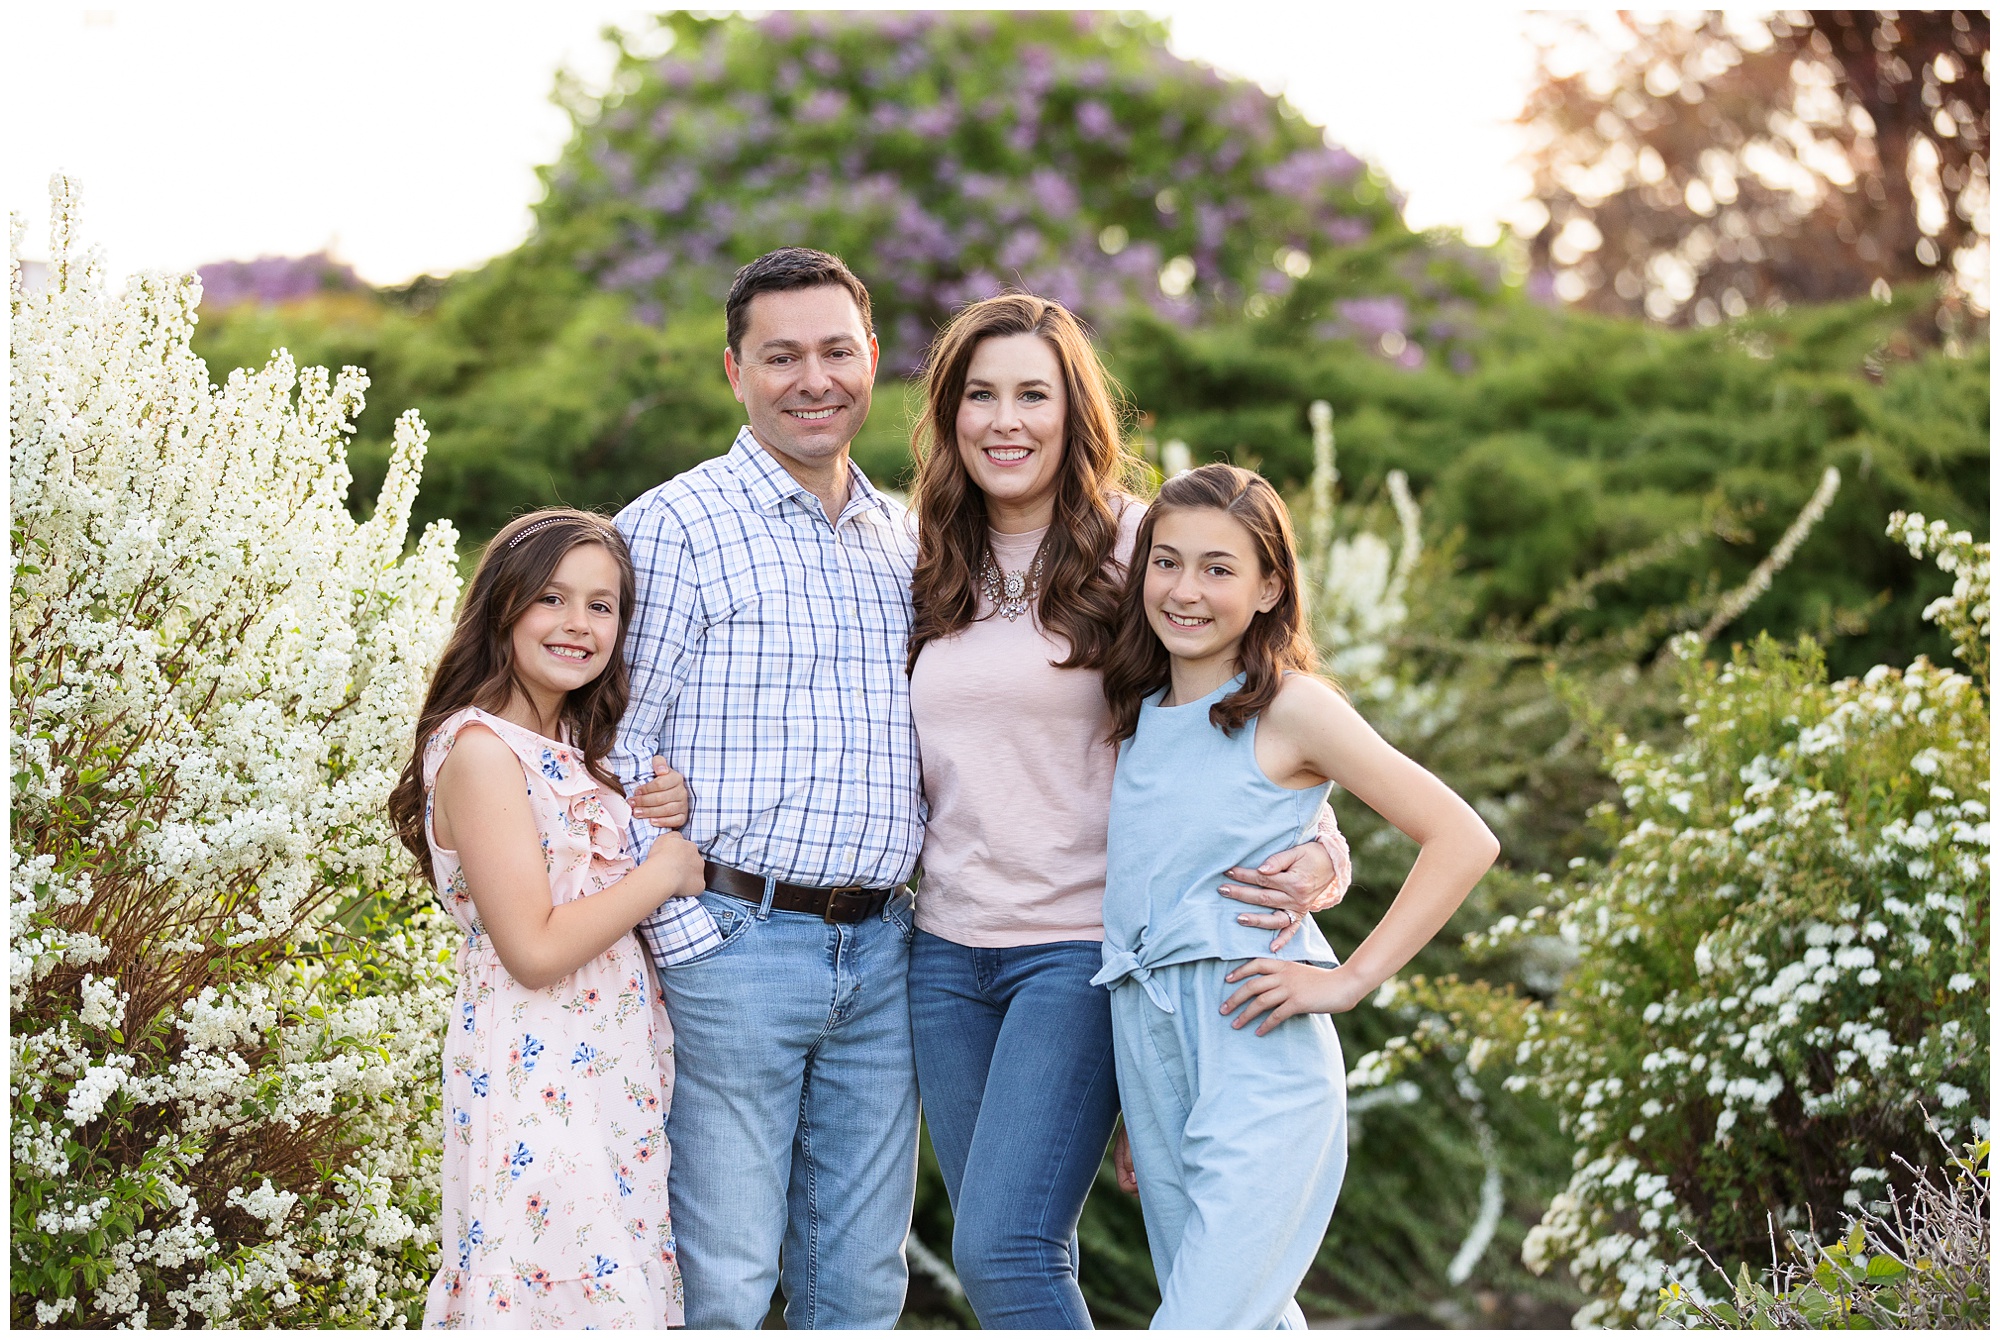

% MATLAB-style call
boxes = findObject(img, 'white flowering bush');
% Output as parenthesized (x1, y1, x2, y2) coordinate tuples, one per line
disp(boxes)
(1359, 515, 1990, 1326)
(10, 179, 462, 1327)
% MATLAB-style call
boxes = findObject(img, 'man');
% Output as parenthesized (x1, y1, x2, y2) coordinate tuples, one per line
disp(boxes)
(611, 248, 922, 1329)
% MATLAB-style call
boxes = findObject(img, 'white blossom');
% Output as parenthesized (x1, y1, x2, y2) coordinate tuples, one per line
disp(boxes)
(11, 178, 461, 1327)
(1494, 544, 1989, 1323)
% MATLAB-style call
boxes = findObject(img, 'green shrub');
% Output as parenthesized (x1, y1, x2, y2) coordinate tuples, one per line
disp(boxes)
(1370, 515, 1990, 1325)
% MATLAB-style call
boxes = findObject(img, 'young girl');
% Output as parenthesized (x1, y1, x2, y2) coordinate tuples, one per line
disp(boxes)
(1092, 465, 1499, 1329)
(388, 508, 705, 1329)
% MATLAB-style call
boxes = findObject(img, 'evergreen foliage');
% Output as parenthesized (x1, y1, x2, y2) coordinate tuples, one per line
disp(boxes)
(1111, 293, 1987, 680)
(194, 279, 1987, 683)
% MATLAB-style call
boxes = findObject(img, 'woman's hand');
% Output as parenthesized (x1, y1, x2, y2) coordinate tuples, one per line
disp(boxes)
(629, 756, 689, 829)
(1218, 836, 1338, 952)
(1220, 959, 1373, 1035)
(1112, 1123, 1138, 1195)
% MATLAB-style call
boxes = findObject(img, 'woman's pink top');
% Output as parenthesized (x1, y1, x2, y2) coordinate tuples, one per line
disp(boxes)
(910, 504, 1144, 947)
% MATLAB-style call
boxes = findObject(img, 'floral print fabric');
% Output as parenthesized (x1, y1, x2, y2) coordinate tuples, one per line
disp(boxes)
(419, 707, 684, 1328)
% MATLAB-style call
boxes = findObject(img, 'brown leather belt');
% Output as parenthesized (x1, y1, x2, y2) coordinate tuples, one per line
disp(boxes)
(702, 860, 895, 924)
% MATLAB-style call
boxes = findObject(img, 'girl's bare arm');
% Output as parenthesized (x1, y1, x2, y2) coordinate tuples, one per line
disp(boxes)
(1225, 677, 1499, 1032)
(435, 726, 706, 990)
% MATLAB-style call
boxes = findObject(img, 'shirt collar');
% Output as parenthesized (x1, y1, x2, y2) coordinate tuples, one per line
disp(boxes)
(725, 425, 892, 526)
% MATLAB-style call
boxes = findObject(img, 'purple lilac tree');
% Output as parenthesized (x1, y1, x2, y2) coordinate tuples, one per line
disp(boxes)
(535, 11, 1402, 371)
(195, 253, 360, 309)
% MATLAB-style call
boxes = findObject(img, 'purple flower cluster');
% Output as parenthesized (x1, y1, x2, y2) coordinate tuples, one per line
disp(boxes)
(195, 253, 359, 310)
(543, 11, 1404, 370)
(1335, 296, 1409, 340)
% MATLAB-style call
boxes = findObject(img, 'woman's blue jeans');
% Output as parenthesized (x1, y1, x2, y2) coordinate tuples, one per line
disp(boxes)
(909, 929, 1122, 1329)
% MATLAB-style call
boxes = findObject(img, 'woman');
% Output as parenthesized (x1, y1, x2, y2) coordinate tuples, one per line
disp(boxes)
(899, 293, 1346, 1328)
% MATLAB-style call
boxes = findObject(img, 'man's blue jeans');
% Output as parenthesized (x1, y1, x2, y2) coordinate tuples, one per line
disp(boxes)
(656, 886, 920, 1329)
(908, 930, 1122, 1329)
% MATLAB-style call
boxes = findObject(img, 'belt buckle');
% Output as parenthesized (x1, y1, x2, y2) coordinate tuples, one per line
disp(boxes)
(823, 886, 863, 923)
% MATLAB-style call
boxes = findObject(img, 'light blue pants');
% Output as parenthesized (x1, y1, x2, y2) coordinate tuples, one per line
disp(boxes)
(654, 887, 920, 1329)
(1109, 958, 1348, 1330)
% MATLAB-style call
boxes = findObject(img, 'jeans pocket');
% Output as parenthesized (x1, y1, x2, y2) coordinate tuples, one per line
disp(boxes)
(661, 892, 755, 968)
(884, 889, 916, 945)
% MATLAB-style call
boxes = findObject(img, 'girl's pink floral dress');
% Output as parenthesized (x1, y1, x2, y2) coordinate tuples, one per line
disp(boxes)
(419, 707, 684, 1329)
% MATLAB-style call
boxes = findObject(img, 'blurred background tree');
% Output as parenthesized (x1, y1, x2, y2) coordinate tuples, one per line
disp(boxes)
(538, 11, 1400, 374)
(1522, 11, 1988, 330)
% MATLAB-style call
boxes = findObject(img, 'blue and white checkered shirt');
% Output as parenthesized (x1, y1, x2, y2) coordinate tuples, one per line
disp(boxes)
(613, 427, 925, 965)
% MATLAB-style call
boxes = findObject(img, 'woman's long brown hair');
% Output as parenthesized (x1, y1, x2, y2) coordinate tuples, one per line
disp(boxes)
(1101, 464, 1325, 743)
(907, 293, 1142, 673)
(388, 509, 638, 886)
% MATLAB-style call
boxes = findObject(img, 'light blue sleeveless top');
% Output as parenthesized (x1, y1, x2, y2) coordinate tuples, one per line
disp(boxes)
(1091, 673, 1338, 1012)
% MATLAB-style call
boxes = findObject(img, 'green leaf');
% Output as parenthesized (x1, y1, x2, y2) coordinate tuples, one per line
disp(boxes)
(1864, 1255, 1905, 1280)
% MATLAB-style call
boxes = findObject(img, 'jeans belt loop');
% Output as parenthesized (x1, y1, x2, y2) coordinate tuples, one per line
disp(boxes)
(757, 873, 777, 920)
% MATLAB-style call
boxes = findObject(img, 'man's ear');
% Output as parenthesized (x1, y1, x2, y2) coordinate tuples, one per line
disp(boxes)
(723, 346, 745, 403)
(866, 331, 880, 383)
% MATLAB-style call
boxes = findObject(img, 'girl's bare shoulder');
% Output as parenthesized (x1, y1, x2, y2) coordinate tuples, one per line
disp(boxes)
(1271, 670, 1350, 717)
(436, 720, 518, 787)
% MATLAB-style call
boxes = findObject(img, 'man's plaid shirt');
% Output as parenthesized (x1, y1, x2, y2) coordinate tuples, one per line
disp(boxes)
(613, 428, 925, 966)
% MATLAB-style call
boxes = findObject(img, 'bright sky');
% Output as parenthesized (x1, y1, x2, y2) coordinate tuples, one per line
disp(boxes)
(4, 2, 1542, 284)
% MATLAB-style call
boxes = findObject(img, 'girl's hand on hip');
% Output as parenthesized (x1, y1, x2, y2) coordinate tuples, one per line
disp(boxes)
(1218, 837, 1336, 951)
(630, 756, 689, 829)
(1220, 960, 1371, 1034)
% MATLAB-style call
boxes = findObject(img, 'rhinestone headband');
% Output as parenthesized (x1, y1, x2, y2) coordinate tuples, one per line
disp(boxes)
(506, 517, 569, 549)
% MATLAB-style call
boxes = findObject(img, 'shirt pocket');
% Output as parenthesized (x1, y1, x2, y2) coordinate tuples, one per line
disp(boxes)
(705, 528, 796, 625)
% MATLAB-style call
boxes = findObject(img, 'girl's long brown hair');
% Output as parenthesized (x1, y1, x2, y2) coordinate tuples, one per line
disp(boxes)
(388, 509, 637, 886)
(1101, 464, 1324, 743)
(907, 293, 1142, 673)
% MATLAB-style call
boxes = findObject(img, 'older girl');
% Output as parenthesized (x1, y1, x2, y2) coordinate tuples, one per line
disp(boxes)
(389, 509, 704, 1328)
(1095, 466, 1499, 1329)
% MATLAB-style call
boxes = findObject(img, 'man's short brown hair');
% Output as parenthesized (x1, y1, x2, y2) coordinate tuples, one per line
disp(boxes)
(724, 248, 875, 355)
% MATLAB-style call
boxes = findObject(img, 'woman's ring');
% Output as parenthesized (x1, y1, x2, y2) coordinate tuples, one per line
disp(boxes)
(1284, 909, 1300, 928)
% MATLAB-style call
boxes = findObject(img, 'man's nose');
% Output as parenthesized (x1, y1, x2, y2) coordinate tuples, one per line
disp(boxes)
(799, 356, 833, 395)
